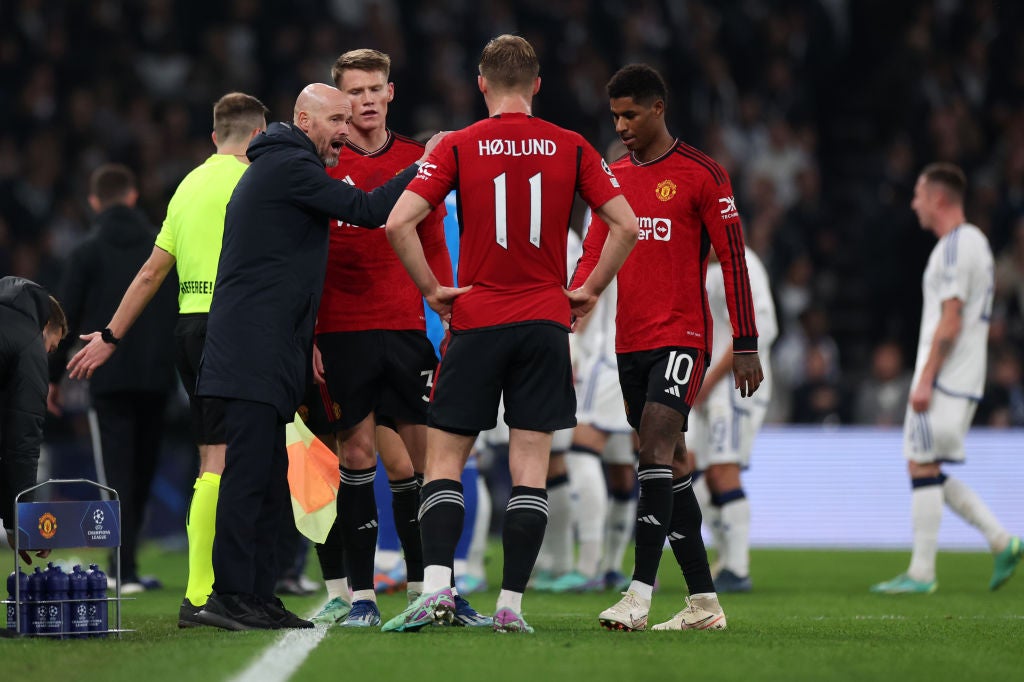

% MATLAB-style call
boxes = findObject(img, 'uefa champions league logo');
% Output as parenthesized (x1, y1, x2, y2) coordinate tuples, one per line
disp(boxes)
(93, 509, 104, 525)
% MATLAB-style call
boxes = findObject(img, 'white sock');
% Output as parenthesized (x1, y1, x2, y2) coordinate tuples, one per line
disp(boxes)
(467, 475, 491, 578)
(375, 548, 402, 572)
(627, 580, 653, 601)
(908, 484, 943, 583)
(720, 497, 751, 578)
(541, 479, 574, 574)
(943, 475, 1010, 551)
(603, 496, 636, 575)
(692, 473, 711, 511)
(325, 578, 350, 602)
(694, 476, 725, 569)
(351, 588, 376, 604)
(567, 452, 608, 577)
(423, 565, 452, 593)
(406, 581, 423, 596)
(496, 589, 522, 613)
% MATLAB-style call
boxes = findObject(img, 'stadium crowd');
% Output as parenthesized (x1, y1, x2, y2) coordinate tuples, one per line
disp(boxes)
(2, 0, 1023, 427)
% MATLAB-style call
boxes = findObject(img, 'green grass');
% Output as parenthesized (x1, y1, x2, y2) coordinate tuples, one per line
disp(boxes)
(3, 543, 1022, 682)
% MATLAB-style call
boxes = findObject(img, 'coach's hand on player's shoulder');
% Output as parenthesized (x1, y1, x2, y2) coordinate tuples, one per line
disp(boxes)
(66, 332, 116, 380)
(426, 284, 472, 323)
(733, 352, 764, 398)
(419, 131, 449, 162)
(565, 286, 599, 320)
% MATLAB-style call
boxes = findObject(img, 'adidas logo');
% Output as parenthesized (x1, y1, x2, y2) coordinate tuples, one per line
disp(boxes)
(664, 385, 681, 397)
(638, 515, 661, 526)
(668, 532, 685, 541)
(357, 520, 379, 530)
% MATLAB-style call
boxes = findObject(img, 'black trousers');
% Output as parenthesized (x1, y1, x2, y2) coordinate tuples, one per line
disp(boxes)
(91, 391, 168, 582)
(212, 398, 289, 598)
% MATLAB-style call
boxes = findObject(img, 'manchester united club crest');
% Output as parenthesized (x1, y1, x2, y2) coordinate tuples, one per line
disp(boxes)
(655, 179, 677, 202)
(38, 512, 57, 539)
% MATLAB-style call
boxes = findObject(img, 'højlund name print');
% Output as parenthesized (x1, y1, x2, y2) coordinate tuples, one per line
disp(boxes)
(478, 139, 557, 156)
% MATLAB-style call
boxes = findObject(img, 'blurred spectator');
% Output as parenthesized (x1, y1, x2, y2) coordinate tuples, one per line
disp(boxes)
(976, 346, 1024, 427)
(853, 340, 912, 426)
(790, 345, 849, 425)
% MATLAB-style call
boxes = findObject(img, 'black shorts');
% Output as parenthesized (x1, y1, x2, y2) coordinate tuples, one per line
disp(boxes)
(316, 330, 438, 431)
(429, 323, 576, 434)
(297, 379, 339, 435)
(617, 347, 708, 432)
(174, 314, 226, 445)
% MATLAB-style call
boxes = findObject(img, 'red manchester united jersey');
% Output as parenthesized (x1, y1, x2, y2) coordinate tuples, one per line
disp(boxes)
(572, 140, 758, 355)
(406, 113, 622, 331)
(317, 131, 452, 334)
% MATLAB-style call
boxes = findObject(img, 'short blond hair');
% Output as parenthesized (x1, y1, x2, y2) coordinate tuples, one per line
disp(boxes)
(332, 49, 391, 86)
(478, 35, 538, 90)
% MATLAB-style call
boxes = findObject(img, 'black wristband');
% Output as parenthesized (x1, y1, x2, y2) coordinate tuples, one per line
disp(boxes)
(101, 327, 120, 346)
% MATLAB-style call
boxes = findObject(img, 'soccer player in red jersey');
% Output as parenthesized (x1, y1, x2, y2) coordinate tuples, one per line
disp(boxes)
(572, 64, 764, 632)
(307, 49, 489, 629)
(382, 35, 638, 633)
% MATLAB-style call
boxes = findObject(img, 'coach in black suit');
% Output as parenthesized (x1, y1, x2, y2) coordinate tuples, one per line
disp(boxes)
(195, 83, 444, 630)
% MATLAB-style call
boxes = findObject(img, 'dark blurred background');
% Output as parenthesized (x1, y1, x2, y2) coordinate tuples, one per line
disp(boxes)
(3, 0, 1023, 441)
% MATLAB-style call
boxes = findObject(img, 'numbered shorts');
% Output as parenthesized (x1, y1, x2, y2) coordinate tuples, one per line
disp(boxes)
(429, 323, 576, 434)
(316, 330, 438, 431)
(617, 347, 708, 432)
(576, 354, 631, 433)
(903, 388, 978, 463)
(689, 398, 768, 470)
(174, 314, 226, 444)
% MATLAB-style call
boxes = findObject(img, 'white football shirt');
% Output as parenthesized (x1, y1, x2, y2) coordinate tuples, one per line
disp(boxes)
(914, 223, 993, 399)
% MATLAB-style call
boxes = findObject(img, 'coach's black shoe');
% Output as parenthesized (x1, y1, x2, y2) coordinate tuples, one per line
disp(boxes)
(194, 592, 279, 631)
(262, 596, 314, 629)
(178, 597, 205, 628)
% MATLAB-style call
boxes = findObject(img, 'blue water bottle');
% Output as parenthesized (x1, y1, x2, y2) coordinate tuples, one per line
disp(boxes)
(27, 566, 46, 635)
(44, 564, 69, 639)
(68, 565, 90, 638)
(86, 564, 108, 637)
(6, 568, 28, 634)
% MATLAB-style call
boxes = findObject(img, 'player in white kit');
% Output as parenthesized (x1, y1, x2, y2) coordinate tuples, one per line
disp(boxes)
(688, 246, 777, 593)
(871, 163, 1022, 594)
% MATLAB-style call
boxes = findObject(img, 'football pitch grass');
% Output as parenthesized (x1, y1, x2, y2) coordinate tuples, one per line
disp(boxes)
(3, 544, 1022, 681)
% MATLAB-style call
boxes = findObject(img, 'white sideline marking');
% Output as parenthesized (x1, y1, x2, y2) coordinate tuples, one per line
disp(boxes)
(227, 606, 329, 682)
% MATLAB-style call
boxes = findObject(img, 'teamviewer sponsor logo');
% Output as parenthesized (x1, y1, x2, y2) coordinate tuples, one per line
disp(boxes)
(416, 162, 437, 180)
(719, 195, 739, 220)
(638, 217, 671, 241)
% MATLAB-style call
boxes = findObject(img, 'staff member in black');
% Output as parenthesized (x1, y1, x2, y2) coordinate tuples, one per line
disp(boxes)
(195, 83, 446, 631)
(49, 164, 178, 592)
(1, 276, 66, 564)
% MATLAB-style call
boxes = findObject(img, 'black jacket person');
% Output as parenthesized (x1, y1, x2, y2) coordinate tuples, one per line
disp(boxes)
(197, 119, 417, 418)
(0, 276, 65, 562)
(192, 84, 444, 630)
(49, 164, 178, 590)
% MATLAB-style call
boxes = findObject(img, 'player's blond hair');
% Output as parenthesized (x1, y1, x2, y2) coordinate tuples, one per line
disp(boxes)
(478, 35, 539, 90)
(332, 49, 392, 86)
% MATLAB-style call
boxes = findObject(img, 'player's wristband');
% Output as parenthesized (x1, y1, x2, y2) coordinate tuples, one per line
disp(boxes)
(101, 327, 120, 346)
(733, 336, 757, 353)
